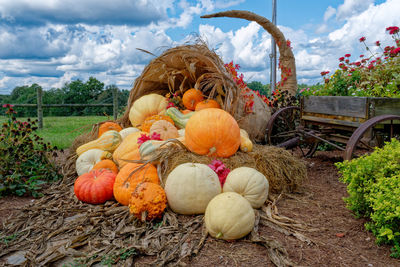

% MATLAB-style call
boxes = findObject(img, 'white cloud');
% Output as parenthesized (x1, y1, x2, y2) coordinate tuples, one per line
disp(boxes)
(324, 6, 336, 22)
(336, 0, 374, 21)
(0, 0, 174, 26)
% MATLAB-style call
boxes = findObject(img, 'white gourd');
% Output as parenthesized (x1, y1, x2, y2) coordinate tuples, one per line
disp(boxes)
(76, 149, 112, 176)
(223, 167, 269, 208)
(205, 192, 255, 240)
(165, 163, 221, 215)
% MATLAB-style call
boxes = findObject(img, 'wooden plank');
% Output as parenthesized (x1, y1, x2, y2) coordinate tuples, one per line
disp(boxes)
(370, 97, 400, 117)
(112, 87, 118, 120)
(301, 115, 362, 128)
(302, 96, 368, 118)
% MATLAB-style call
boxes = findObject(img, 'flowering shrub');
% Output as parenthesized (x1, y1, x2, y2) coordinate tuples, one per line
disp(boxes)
(224, 61, 294, 112)
(302, 26, 400, 97)
(0, 104, 61, 197)
(336, 139, 400, 258)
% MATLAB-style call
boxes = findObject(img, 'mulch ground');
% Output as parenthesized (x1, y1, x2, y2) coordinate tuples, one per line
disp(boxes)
(1, 150, 399, 266)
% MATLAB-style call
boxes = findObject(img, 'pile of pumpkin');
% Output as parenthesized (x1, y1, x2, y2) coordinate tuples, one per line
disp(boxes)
(73, 89, 267, 240)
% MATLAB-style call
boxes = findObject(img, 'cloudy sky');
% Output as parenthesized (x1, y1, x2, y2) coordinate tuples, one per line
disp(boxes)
(0, 0, 399, 94)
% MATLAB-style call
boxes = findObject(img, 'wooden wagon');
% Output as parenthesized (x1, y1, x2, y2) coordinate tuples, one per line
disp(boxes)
(265, 96, 400, 160)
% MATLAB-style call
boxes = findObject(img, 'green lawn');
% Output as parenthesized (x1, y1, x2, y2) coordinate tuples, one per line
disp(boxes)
(0, 116, 111, 149)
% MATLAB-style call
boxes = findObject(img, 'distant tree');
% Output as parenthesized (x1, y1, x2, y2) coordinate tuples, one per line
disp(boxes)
(8, 84, 42, 117)
(247, 81, 270, 96)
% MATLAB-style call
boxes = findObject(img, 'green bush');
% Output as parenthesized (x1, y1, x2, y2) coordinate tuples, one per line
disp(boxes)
(336, 139, 400, 257)
(0, 105, 61, 197)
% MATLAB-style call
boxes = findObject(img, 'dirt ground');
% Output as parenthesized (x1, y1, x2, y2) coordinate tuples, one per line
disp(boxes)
(1, 150, 400, 266)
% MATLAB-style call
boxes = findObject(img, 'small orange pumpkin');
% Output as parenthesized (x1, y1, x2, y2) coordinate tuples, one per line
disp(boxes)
(98, 122, 122, 137)
(129, 182, 167, 221)
(113, 163, 159, 206)
(182, 89, 204, 110)
(92, 159, 119, 174)
(195, 99, 221, 111)
(185, 108, 241, 157)
(149, 120, 179, 140)
(140, 114, 175, 132)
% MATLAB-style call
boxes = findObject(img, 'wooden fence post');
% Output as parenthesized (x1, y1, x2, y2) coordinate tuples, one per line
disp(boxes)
(113, 87, 118, 120)
(37, 87, 43, 129)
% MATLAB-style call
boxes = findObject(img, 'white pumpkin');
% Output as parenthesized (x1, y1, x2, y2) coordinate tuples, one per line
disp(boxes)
(119, 127, 140, 140)
(164, 163, 221, 215)
(129, 94, 167, 127)
(223, 167, 269, 208)
(205, 192, 255, 240)
(75, 149, 112, 176)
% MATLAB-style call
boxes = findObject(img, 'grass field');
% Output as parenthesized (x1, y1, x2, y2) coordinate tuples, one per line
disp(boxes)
(0, 116, 111, 149)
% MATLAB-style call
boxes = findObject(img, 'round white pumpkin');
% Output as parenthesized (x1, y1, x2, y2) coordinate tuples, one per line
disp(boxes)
(119, 127, 140, 140)
(129, 94, 167, 127)
(164, 163, 221, 215)
(222, 167, 269, 208)
(205, 192, 255, 240)
(75, 149, 112, 176)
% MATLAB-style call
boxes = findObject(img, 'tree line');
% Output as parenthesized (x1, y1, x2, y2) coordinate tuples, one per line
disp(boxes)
(0, 77, 130, 117)
(0, 76, 315, 117)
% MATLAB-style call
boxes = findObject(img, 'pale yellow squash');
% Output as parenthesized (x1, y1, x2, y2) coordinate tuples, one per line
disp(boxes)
(129, 94, 167, 127)
(112, 131, 145, 168)
(76, 130, 121, 156)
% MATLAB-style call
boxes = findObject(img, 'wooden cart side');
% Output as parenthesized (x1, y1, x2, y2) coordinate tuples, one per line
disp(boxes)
(300, 96, 369, 129)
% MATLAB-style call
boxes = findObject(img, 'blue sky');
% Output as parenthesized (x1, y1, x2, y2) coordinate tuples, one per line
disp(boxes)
(0, 0, 399, 94)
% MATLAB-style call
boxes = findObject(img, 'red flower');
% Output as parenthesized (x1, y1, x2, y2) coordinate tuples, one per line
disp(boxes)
(359, 37, 366, 42)
(208, 160, 230, 187)
(386, 26, 399, 35)
(286, 39, 292, 48)
(339, 57, 345, 61)
(166, 102, 176, 109)
(355, 62, 361, 66)
(345, 54, 351, 57)
(359, 54, 364, 58)
(324, 78, 329, 83)
(375, 41, 380, 46)
(2, 104, 14, 108)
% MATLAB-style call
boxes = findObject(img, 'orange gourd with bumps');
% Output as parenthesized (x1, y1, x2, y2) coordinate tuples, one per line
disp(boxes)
(129, 182, 167, 221)
(113, 163, 159, 206)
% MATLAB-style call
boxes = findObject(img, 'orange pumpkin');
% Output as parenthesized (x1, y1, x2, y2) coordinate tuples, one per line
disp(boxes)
(92, 159, 119, 174)
(149, 120, 179, 140)
(98, 122, 122, 137)
(112, 131, 145, 168)
(185, 108, 241, 157)
(182, 89, 204, 110)
(195, 99, 221, 111)
(140, 114, 175, 132)
(129, 182, 167, 221)
(74, 169, 116, 204)
(113, 163, 159, 206)
(181, 109, 192, 114)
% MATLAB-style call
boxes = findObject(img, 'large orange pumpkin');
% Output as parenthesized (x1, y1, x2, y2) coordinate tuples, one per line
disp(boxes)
(129, 182, 167, 221)
(112, 131, 145, 168)
(98, 122, 122, 137)
(92, 159, 119, 174)
(74, 169, 116, 204)
(185, 108, 241, 157)
(113, 163, 159, 206)
(140, 114, 175, 132)
(195, 99, 221, 111)
(182, 89, 204, 110)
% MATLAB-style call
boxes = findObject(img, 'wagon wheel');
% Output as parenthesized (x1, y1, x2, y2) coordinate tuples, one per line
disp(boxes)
(265, 106, 319, 157)
(344, 114, 400, 160)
